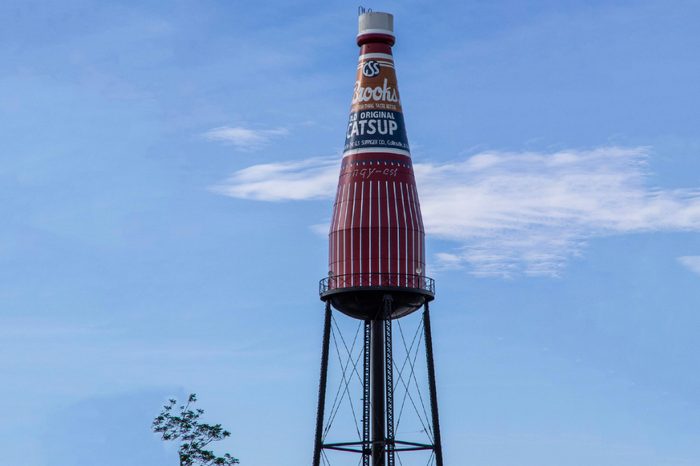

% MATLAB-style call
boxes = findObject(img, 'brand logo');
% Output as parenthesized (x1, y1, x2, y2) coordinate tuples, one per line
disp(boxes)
(362, 60, 381, 77)
(352, 79, 400, 104)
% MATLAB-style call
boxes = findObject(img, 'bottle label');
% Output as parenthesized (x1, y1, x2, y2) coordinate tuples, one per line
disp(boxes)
(343, 54, 410, 157)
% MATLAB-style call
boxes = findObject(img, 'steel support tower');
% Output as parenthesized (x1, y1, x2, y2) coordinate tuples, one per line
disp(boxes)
(313, 296, 443, 466)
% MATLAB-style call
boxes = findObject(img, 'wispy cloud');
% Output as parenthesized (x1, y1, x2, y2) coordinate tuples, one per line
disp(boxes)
(417, 147, 700, 277)
(213, 147, 700, 277)
(203, 126, 288, 150)
(211, 157, 339, 201)
(678, 256, 700, 275)
(309, 222, 330, 236)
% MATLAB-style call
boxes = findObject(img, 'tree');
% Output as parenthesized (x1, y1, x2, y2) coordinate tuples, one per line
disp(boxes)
(153, 394, 239, 466)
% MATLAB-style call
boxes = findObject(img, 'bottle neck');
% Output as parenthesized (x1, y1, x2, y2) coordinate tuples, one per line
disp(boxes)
(358, 42, 394, 57)
(344, 35, 409, 158)
(357, 32, 395, 47)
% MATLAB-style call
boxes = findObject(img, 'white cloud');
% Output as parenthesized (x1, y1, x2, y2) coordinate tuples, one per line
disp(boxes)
(214, 147, 700, 277)
(203, 126, 288, 150)
(211, 157, 339, 201)
(678, 256, 700, 275)
(309, 222, 330, 236)
(417, 147, 700, 276)
(434, 252, 463, 270)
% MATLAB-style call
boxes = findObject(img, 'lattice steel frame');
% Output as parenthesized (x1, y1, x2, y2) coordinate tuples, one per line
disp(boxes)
(313, 298, 444, 466)
(384, 296, 396, 466)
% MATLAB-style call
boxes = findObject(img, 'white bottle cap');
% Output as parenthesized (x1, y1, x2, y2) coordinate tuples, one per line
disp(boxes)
(358, 12, 394, 39)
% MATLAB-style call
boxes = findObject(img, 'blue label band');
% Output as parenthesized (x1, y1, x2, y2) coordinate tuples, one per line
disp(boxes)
(344, 110, 410, 154)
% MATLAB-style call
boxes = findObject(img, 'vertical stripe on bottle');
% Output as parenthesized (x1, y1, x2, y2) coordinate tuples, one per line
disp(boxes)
(406, 184, 417, 278)
(329, 184, 338, 273)
(336, 183, 345, 272)
(359, 181, 364, 287)
(350, 182, 356, 286)
(332, 183, 343, 275)
(393, 181, 400, 285)
(368, 180, 373, 284)
(411, 186, 418, 282)
(410, 184, 422, 271)
(342, 181, 351, 282)
(399, 182, 408, 286)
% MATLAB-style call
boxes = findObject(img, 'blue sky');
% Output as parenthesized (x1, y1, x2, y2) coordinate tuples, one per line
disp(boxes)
(1, 0, 700, 464)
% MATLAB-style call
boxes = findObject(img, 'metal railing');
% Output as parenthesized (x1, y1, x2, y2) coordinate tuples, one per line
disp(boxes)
(319, 273, 435, 295)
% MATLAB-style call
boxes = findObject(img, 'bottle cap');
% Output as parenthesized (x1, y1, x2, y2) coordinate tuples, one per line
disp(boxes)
(357, 12, 394, 43)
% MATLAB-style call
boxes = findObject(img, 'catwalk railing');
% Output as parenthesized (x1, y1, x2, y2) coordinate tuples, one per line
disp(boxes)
(319, 273, 435, 295)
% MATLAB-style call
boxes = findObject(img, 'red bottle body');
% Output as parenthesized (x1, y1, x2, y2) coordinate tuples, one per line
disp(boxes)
(328, 32, 426, 296)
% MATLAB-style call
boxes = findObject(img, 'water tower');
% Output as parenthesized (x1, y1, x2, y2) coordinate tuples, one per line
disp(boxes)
(312, 11, 444, 466)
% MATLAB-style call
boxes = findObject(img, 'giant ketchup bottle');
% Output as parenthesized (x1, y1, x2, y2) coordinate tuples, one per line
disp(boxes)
(321, 12, 433, 320)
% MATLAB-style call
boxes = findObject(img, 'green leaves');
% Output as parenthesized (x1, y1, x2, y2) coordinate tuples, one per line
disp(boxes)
(152, 394, 240, 466)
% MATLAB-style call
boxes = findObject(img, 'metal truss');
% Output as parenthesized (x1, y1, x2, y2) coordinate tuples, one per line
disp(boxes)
(313, 300, 444, 466)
